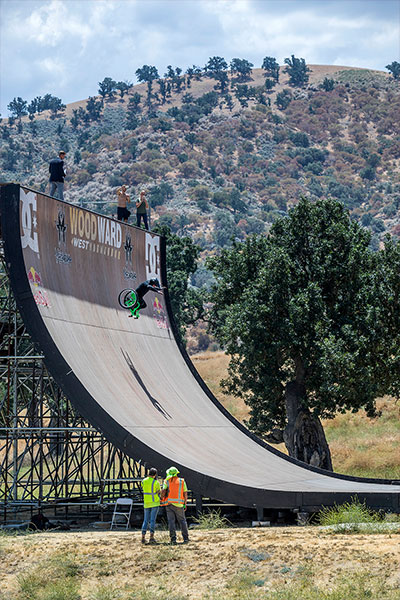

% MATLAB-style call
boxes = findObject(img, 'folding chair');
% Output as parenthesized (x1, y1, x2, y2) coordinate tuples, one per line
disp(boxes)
(110, 497, 133, 530)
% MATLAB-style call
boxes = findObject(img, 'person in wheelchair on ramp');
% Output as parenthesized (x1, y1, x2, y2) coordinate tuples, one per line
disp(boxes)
(119, 278, 163, 319)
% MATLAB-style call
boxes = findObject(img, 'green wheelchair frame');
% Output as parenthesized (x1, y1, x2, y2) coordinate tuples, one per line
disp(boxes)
(118, 289, 141, 318)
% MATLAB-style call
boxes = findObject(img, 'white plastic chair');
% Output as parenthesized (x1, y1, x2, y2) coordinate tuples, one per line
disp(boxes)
(110, 497, 133, 530)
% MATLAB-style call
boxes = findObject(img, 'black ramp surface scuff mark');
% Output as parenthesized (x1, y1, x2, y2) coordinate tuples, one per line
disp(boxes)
(121, 348, 172, 420)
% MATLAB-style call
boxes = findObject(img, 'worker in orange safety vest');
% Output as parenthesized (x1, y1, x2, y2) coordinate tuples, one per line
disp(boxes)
(160, 466, 189, 544)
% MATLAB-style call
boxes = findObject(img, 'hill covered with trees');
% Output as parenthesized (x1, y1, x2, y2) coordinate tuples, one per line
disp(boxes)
(2, 56, 400, 467)
(2, 57, 400, 262)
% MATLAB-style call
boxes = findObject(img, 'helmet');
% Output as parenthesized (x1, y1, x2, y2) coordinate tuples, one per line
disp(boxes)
(166, 466, 179, 477)
(149, 278, 160, 287)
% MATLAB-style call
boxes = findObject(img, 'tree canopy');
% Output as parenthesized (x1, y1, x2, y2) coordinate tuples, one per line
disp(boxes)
(276, 88, 292, 110)
(7, 97, 28, 119)
(284, 55, 311, 86)
(11, 94, 65, 120)
(207, 197, 400, 468)
(230, 58, 254, 81)
(98, 77, 117, 99)
(135, 65, 159, 105)
(262, 56, 280, 82)
(386, 61, 400, 80)
(204, 56, 228, 77)
(152, 224, 204, 344)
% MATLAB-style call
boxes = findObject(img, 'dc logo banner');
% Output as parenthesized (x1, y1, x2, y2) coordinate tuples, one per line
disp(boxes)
(145, 233, 160, 279)
(20, 190, 39, 254)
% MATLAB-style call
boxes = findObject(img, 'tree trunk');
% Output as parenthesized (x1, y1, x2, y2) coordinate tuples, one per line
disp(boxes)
(283, 380, 333, 471)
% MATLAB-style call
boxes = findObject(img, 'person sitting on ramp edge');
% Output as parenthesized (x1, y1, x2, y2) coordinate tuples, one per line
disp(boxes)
(130, 278, 163, 319)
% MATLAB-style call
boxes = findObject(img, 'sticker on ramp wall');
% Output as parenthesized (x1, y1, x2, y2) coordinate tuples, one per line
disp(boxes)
(55, 248, 72, 265)
(123, 232, 136, 281)
(68, 207, 122, 259)
(145, 233, 160, 280)
(20, 189, 39, 256)
(153, 296, 167, 329)
(27, 267, 51, 308)
(55, 207, 72, 265)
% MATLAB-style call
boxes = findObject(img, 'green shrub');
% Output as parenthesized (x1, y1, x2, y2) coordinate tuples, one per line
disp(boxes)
(86, 161, 97, 175)
(179, 160, 199, 178)
(212, 190, 230, 208)
(196, 197, 210, 211)
(191, 185, 210, 201)
(193, 509, 232, 529)
(315, 498, 400, 532)
(318, 498, 379, 526)
(360, 166, 376, 180)
(289, 132, 310, 147)
(321, 77, 335, 91)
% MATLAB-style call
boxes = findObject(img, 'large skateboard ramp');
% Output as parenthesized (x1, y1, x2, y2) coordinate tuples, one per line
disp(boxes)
(1, 183, 399, 511)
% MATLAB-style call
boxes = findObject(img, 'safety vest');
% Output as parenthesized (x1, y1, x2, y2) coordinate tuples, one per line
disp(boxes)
(142, 477, 160, 507)
(160, 477, 185, 506)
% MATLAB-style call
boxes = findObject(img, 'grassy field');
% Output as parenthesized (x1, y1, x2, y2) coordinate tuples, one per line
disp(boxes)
(192, 351, 400, 480)
(1, 525, 399, 600)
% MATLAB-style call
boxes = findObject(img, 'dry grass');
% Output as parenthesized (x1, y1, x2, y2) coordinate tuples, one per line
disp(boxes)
(324, 397, 400, 479)
(0, 526, 399, 600)
(192, 351, 400, 479)
(192, 351, 249, 423)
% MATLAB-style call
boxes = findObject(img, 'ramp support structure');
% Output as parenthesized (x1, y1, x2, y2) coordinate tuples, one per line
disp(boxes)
(0, 251, 143, 524)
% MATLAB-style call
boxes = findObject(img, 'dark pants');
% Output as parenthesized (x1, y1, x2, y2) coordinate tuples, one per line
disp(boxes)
(166, 504, 189, 542)
(133, 296, 146, 313)
(117, 207, 131, 222)
(137, 212, 149, 230)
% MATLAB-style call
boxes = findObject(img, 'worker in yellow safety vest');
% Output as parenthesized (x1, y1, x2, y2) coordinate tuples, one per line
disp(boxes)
(160, 466, 189, 544)
(141, 467, 161, 544)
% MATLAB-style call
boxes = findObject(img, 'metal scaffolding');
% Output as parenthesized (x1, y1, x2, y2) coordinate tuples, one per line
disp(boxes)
(0, 248, 144, 524)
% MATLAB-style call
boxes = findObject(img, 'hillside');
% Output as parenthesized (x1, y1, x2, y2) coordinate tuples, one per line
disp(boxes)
(1, 64, 400, 262)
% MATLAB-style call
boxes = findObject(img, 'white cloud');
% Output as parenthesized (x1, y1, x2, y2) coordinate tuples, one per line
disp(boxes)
(0, 0, 399, 116)
(203, 2, 399, 67)
(37, 56, 66, 78)
(7, 0, 92, 47)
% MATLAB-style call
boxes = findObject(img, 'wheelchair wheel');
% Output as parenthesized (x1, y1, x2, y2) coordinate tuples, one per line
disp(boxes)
(118, 289, 137, 309)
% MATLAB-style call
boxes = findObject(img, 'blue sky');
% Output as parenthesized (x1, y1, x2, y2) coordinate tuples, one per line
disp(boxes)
(1, 0, 399, 117)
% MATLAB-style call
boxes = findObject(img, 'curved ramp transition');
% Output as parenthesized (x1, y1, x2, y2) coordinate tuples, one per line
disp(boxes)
(1, 184, 399, 511)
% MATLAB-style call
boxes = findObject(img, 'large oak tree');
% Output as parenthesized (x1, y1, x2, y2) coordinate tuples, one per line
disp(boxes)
(207, 198, 400, 470)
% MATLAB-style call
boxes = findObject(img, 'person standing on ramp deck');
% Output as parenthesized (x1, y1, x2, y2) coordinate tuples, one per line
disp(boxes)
(49, 151, 66, 200)
(116, 185, 131, 222)
(136, 190, 149, 230)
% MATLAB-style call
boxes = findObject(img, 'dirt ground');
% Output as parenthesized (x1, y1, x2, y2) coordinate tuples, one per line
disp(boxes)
(1, 526, 399, 599)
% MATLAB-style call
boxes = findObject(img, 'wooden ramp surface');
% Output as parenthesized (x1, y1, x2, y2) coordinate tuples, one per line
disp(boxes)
(1, 184, 399, 511)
